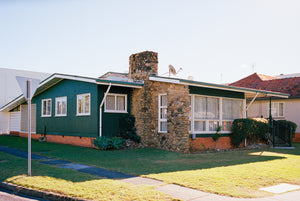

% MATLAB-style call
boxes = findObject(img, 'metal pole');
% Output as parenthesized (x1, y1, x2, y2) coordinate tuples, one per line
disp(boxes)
(27, 80, 31, 176)
(269, 97, 275, 147)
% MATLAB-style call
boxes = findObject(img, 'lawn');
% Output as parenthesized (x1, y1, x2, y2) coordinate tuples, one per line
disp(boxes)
(0, 151, 172, 200)
(0, 135, 300, 198)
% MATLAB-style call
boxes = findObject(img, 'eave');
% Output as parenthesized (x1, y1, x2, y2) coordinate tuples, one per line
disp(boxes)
(149, 75, 289, 99)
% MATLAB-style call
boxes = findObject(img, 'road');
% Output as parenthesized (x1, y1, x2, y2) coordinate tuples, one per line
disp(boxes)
(0, 189, 43, 201)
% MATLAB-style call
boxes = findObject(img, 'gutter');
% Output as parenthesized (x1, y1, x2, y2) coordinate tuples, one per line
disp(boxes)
(99, 83, 112, 137)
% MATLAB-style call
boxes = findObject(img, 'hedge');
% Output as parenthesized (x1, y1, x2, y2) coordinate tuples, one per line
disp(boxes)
(231, 118, 269, 147)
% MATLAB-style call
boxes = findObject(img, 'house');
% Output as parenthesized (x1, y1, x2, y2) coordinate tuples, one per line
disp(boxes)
(230, 73, 300, 142)
(0, 68, 49, 134)
(0, 51, 289, 152)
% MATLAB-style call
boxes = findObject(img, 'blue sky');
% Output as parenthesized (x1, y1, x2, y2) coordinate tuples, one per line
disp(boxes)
(0, 0, 299, 83)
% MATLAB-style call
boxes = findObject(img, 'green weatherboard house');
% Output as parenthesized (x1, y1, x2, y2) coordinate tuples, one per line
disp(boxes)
(0, 51, 289, 152)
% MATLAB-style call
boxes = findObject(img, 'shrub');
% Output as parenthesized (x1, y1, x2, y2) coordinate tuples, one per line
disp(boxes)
(93, 137, 125, 150)
(93, 137, 111, 150)
(119, 114, 141, 143)
(231, 118, 269, 147)
(110, 137, 125, 149)
(277, 120, 297, 138)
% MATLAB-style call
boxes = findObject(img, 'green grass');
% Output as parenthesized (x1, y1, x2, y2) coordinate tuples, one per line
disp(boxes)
(1, 135, 300, 198)
(0, 151, 172, 200)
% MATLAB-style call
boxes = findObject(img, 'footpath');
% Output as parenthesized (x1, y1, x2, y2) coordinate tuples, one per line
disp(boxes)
(1, 145, 299, 201)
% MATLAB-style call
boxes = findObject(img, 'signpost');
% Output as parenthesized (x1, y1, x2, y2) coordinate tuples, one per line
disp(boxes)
(16, 76, 40, 176)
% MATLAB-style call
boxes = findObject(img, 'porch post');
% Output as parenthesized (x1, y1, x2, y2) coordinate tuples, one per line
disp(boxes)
(269, 97, 275, 147)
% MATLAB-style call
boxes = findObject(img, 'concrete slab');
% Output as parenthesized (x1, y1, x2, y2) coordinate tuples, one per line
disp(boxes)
(120, 177, 165, 186)
(156, 184, 208, 201)
(78, 167, 134, 179)
(259, 183, 300, 194)
(39, 160, 70, 165)
(59, 163, 91, 170)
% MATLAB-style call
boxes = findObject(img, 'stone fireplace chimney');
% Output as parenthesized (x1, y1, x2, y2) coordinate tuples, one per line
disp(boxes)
(129, 51, 158, 81)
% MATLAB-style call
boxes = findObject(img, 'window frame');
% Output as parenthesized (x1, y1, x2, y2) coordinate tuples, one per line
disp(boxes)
(41, 98, 52, 117)
(268, 102, 284, 118)
(76, 93, 91, 116)
(189, 95, 244, 134)
(104, 93, 127, 113)
(55, 96, 67, 117)
(158, 93, 168, 133)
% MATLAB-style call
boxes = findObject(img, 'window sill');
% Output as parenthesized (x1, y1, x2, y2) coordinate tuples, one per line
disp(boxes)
(55, 115, 67, 117)
(104, 110, 128, 114)
(41, 115, 51, 118)
(76, 113, 91, 116)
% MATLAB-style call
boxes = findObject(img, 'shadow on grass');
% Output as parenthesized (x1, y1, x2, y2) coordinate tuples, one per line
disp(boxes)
(0, 136, 299, 183)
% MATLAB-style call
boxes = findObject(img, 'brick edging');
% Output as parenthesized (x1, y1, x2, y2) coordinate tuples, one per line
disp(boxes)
(0, 181, 89, 201)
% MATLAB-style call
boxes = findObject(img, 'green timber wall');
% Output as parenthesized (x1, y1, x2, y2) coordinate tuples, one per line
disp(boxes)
(33, 79, 99, 137)
(189, 86, 245, 99)
(98, 85, 132, 138)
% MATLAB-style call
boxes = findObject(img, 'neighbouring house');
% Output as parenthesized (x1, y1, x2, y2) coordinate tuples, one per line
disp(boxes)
(230, 73, 300, 143)
(0, 68, 49, 134)
(0, 51, 289, 152)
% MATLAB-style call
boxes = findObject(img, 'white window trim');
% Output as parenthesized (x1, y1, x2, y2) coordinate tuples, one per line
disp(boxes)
(104, 93, 128, 113)
(41, 98, 52, 117)
(158, 93, 167, 133)
(55, 96, 67, 117)
(189, 95, 244, 134)
(76, 93, 91, 116)
(268, 102, 284, 118)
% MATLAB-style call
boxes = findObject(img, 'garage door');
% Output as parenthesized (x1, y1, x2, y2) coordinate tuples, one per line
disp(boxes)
(10, 111, 21, 132)
(21, 104, 36, 133)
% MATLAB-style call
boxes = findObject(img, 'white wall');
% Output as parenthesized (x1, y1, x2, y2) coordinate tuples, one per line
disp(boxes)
(0, 112, 9, 134)
(0, 68, 50, 133)
(247, 99, 300, 133)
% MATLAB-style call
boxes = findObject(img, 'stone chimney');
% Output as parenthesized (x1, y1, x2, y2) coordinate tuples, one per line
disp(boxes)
(129, 51, 158, 81)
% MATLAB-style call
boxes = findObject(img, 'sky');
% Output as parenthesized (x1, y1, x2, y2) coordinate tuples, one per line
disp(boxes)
(0, 0, 299, 84)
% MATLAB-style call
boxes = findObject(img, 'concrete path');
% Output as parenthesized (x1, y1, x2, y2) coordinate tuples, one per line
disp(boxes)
(1, 144, 299, 201)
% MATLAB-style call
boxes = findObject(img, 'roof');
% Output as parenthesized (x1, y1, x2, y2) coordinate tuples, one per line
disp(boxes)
(149, 75, 289, 99)
(1, 72, 290, 112)
(230, 73, 300, 98)
(276, 73, 300, 79)
(0, 73, 142, 112)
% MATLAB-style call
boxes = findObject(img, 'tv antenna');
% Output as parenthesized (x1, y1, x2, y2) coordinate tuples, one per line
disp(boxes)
(168, 64, 183, 77)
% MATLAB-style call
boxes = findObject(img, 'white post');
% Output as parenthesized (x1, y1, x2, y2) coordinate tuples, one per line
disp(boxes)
(27, 80, 32, 176)
(99, 83, 112, 137)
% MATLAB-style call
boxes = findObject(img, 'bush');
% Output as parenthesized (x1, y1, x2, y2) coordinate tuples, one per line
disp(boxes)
(119, 114, 141, 143)
(231, 118, 269, 147)
(277, 120, 297, 138)
(93, 137, 124, 150)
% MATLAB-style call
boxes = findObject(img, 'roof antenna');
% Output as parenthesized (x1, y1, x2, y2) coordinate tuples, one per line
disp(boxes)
(252, 63, 256, 72)
(168, 65, 183, 77)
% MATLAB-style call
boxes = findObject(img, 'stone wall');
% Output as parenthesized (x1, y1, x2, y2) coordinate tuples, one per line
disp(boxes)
(129, 51, 158, 80)
(132, 80, 190, 152)
(129, 51, 190, 152)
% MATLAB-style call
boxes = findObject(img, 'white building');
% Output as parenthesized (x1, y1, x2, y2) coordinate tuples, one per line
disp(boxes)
(0, 68, 49, 134)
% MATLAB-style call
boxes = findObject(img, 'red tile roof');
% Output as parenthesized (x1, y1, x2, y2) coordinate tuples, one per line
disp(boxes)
(230, 73, 300, 98)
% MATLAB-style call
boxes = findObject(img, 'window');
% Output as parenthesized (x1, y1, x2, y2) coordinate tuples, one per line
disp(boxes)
(269, 102, 284, 117)
(158, 94, 167, 132)
(41, 99, 51, 117)
(55, 97, 67, 116)
(194, 96, 219, 132)
(105, 94, 127, 113)
(77, 93, 90, 115)
(190, 95, 244, 133)
(222, 98, 243, 131)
